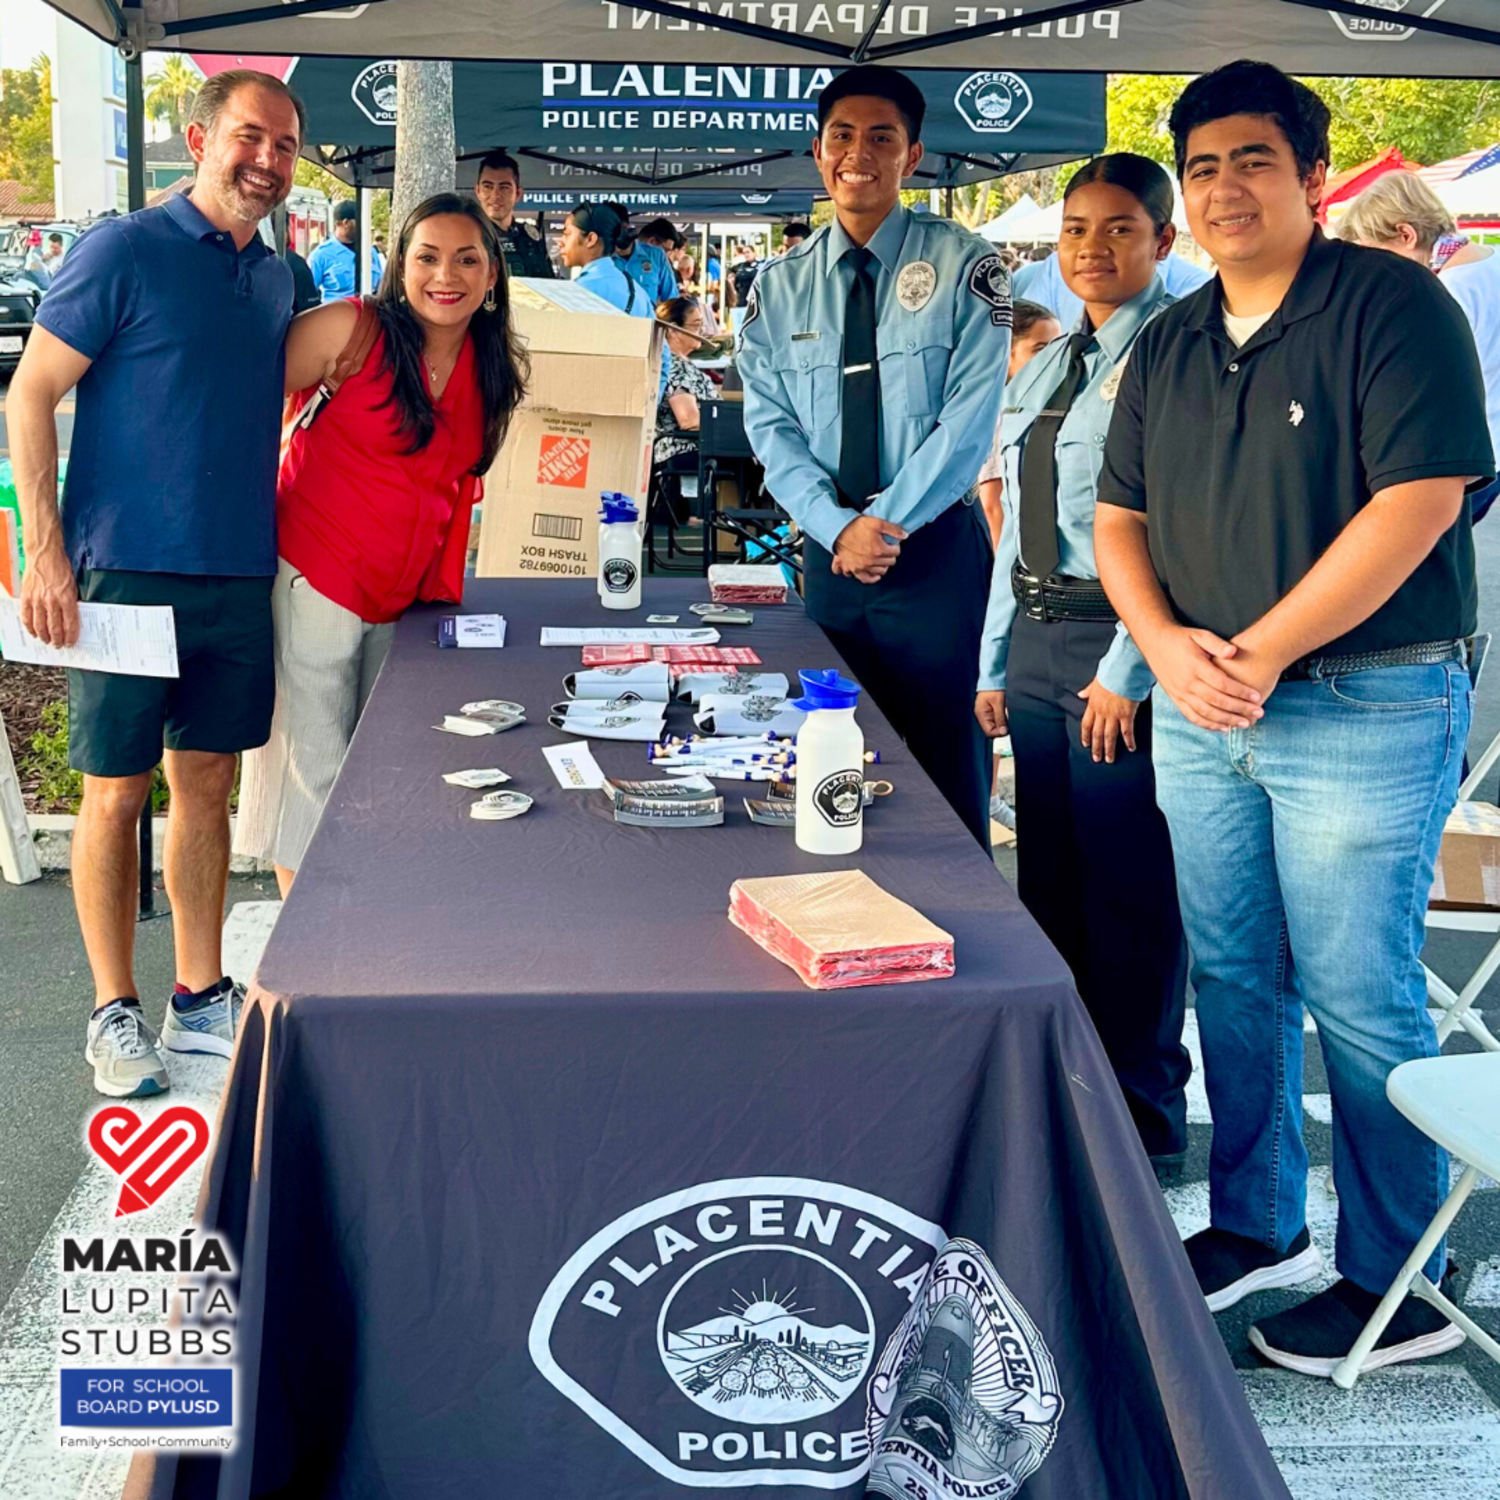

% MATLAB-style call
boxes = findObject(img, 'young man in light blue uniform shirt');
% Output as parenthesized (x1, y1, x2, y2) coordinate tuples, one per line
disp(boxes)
(308, 200, 385, 301)
(739, 65, 1009, 845)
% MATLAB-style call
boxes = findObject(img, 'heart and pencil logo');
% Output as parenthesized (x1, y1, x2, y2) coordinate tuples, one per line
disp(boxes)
(86, 1106, 212, 1218)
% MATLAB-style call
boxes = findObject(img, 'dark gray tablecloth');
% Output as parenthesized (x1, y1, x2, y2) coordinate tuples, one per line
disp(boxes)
(129, 579, 1289, 1500)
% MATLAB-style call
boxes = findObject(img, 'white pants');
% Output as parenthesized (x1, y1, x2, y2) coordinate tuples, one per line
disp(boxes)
(234, 560, 393, 870)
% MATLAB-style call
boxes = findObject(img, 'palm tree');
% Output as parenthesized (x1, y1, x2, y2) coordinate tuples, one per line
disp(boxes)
(144, 56, 203, 135)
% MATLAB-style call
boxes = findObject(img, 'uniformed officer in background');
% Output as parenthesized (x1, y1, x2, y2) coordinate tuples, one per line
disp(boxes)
(474, 151, 554, 280)
(738, 65, 1010, 845)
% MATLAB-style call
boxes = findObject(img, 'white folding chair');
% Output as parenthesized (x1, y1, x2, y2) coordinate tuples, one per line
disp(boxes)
(1423, 707, 1500, 1053)
(1332, 1053, 1500, 1388)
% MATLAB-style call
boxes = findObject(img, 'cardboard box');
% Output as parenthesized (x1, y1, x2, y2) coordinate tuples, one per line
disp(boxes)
(1430, 801, 1500, 910)
(476, 277, 661, 579)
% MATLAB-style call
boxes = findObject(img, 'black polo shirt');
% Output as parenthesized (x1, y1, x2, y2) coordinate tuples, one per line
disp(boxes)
(1098, 228, 1493, 655)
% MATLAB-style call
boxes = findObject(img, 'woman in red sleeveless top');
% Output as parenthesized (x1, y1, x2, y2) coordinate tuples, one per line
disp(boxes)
(236, 193, 527, 894)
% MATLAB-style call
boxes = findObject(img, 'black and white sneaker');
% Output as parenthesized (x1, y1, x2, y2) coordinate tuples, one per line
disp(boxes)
(1249, 1270, 1466, 1378)
(1185, 1226, 1322, 1313)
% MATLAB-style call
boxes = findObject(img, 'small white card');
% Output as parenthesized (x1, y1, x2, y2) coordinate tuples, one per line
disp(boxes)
(542, 740, 605, 790)
(455, 614, 507, 648)
(539, 626, 720, 646)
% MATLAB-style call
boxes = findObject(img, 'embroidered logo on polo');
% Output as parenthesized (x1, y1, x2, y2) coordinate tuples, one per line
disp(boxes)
(954, 72, 1035, 135)
(865, 1239, 1064, 1499)
(351, 60, 398, 126)
(968, 256, 1012, 328)
(814, 771, 864, 827)
(532, 1178, 965, 1487)
(1289, 400, 1306, 428)
(1328, 0, 1447, 43)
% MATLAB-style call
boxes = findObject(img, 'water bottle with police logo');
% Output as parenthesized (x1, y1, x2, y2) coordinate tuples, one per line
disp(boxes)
(792, 669, 863, 855)
(597, 492, 643, 610)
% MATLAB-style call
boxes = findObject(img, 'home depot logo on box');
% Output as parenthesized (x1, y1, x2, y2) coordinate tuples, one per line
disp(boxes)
(538, 433, 591, 489)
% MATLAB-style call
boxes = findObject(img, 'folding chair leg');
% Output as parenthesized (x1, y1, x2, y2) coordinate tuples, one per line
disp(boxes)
(1428, 945, 1500, 1051)
(1331, 1164, 1479, 1389)
(1412, 1277, 1500, 1368)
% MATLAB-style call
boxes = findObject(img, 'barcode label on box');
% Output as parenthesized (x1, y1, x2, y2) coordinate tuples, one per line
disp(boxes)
(532, 513, 584, 542)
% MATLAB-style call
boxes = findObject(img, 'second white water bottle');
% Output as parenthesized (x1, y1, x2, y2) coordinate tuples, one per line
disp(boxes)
(597, 492, 642, 610)
(792, 669, 864, 855)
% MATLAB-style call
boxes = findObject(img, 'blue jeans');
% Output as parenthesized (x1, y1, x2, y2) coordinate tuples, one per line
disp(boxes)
(1151, 659, 1471, 1292)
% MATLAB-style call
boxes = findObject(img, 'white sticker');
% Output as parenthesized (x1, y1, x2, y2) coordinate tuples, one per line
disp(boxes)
(542, 740, 606, 790)
(896, 260, 937, 313)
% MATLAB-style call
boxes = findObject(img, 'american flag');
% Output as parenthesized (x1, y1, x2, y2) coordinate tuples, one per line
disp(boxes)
(1421, 145, 1500, 185)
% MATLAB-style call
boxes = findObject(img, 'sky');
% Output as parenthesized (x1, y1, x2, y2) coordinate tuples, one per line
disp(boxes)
(1, 0, 58, 71)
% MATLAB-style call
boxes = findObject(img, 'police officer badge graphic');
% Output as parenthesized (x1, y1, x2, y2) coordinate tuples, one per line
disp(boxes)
(530, 1180, 1063, 1491)
(603, 557, 639, 594)
(351, 60, 399, 126)
(954, 72, 1035, 135)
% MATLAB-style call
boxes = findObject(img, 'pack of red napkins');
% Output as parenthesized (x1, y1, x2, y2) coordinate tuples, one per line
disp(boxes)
(708, 563, 789, 606)
(728, 870, 955, 989)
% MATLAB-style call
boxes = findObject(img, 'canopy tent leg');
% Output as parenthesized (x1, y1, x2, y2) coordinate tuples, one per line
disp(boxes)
(359, 186, 375, 295)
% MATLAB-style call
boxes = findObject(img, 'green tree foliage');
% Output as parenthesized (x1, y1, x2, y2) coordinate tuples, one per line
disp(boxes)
(143, 55, 203, 135)
(1315, 77, 1500, 169)
(0, 55, 55, 202)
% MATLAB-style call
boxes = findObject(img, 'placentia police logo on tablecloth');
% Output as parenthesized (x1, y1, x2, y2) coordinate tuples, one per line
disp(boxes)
(531, 1178, 960, 1488)
(351, 60, 399, 126)
(954, 72, 1034, 135)
(865, 1238, 1064, 1500)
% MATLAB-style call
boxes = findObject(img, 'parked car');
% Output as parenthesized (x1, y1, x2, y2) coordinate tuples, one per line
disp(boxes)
(0, 273, 40, 372)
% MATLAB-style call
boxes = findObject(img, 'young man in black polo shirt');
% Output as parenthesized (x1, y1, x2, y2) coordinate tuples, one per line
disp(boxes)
(1096, 61, 1493, 1378)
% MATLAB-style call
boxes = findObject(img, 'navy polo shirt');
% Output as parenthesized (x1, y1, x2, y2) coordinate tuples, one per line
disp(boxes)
(37, 191, 292, 577)
(1099, 230, 1493, 655)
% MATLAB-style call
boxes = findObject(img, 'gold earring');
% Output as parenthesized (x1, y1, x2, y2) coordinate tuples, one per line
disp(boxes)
(483, 287, 497, 312)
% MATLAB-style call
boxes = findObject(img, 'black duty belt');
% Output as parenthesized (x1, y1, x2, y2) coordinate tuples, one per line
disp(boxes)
(1011, 562, 1118, 624)
(1279, 638, 1468, 683)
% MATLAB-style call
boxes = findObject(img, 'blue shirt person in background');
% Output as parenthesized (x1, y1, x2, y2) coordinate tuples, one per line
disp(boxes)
(975, 154, 1191, 1183)
(601, 202, 677, 307)
(1012, 242, 1210, 330)
(739, 65, 1008, 846)
(8, 69, 303, 1102)
(560, 202, 652, 318)
(308, 199, 385, 300)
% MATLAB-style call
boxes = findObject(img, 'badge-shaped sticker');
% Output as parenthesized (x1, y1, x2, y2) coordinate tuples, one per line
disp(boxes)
(530, 1177, 949, 1489)
(896, 261, 937, 313)
(865, 1237, 1064, 1499)
(1099, 354, 1129, 403)
(968, 254, 1012, 328)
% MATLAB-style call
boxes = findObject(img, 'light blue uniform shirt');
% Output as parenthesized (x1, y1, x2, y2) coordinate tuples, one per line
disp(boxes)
(1011, 249, 1208, 330)
(978, 276, 1173, 700)
(577, 254, 651, 317)
(738, 204, 1010, 553)
(307, 237, 385, 302)
(617, 240, 677, 308)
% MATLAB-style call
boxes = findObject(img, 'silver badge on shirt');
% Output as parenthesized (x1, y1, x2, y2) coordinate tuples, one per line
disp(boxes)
(896, 260, 937, 313)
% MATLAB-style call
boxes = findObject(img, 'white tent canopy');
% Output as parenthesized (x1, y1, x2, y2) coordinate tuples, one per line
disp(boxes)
(977, 195, 1040, 243)
(40, 0, 1500, 75)
(999, 200, 1065, 244)
(1435, 162, 1500, 216)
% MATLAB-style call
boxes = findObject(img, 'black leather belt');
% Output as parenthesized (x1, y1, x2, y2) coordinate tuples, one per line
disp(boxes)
(1279, 638, 1468, 682)
(1011, 562, 1119, 624)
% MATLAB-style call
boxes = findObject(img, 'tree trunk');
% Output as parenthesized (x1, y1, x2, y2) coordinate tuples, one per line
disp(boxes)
(391, 61, 455, 238)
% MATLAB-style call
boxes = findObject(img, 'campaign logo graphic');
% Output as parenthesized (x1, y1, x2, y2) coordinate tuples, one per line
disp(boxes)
(954, 72, 1034, 135)
(351, 60, 399, 126)
(87, 1106, 211, 1218)
(865, 1239, 1064, 1500)
(530, 1177, 949, 1488)
(1329, 0, 1447, 41)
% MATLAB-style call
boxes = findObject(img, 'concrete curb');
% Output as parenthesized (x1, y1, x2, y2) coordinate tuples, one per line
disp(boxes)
(26, 814, 267, 875)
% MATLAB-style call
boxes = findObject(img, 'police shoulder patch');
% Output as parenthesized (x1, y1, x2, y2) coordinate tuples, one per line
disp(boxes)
(968, 253, 1012, 328)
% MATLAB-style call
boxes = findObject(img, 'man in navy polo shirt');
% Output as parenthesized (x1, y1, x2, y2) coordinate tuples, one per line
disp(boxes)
(10, 69, 302, 1098)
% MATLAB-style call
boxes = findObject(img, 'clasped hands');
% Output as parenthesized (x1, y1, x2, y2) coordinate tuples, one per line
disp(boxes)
(831, 514, 907, 584)
(1144, 622, 1284, 732)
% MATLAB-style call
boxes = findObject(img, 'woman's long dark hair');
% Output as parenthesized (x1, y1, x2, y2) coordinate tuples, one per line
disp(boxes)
(374, 192, 528, 474)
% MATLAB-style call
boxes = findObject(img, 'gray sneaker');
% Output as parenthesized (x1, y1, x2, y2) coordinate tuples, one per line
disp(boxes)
(161, 980, 244, 1059)
(85, 1001, 170, 1098)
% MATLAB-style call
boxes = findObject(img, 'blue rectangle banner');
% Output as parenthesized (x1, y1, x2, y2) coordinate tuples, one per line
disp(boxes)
(59, 1369, 233, 1426)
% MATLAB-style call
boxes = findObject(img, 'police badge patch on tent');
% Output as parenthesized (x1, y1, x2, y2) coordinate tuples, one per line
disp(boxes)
(954, 72, 1035, 135)
(352, 60, 399, 126)
(864, 1238, 1063, 1500)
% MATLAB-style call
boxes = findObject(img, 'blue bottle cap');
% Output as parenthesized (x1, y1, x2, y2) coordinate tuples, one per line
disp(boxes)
(791, 668, 861, 711)
(599, 493, 639, 525)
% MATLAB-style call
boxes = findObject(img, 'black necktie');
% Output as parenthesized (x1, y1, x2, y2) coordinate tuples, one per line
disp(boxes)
(1018, 332, 1094, 580)
(837, 246, 881, 511)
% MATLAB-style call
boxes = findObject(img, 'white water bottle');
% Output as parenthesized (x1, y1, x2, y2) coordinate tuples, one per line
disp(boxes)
(597, 492, 643, 610)
(792, 669, 864, 855)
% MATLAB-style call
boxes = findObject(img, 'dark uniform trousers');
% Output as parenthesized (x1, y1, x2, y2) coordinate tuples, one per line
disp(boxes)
(804, 500, 993, 849)
(1006, 611, 1190, 1156)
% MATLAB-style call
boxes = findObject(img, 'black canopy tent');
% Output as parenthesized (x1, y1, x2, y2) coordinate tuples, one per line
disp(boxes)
(43, 0, 1500, 76)
(293, 60, 1105, 195)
